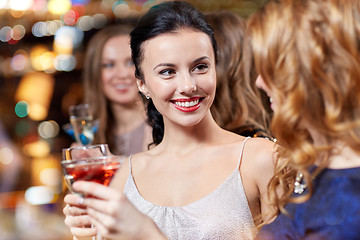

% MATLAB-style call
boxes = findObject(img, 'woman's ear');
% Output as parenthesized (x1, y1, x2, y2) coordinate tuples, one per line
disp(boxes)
(136, 79, 150, 98)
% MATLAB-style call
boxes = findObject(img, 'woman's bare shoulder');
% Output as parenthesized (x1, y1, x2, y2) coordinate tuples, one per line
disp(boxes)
(110, 155, 130, 191)
(243, 137, 277, 185)
(246, 137, 276, 161)
(110, 150, 155, 191)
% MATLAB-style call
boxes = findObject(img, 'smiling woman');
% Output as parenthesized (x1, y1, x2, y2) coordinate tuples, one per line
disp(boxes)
(81, 24, 153, 156)
(136, 30, 216, 126)
(62, 1, 277, 240)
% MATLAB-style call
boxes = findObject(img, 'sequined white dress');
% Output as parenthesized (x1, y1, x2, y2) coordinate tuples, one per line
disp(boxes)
(123, 137, 257, 240)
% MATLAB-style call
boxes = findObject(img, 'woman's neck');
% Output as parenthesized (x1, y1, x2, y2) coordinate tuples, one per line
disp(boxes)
(306, 123, 360, 169)
(158, 112, 234, 154)
(110, 100, 146, 134)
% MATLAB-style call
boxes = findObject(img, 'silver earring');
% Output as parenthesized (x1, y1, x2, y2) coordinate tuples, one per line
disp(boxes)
(145, 95, 150, 99)
(294, 172, 307, 194)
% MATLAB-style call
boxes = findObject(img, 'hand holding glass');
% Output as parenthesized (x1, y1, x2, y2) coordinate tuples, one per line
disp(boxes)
(62, 144, 121, 240)
(61, 144, 121, 195)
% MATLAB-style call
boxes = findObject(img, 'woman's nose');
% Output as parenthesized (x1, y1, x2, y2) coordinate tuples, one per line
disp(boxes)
(180, 74, 197, 94)
(255, 74, 264, 90)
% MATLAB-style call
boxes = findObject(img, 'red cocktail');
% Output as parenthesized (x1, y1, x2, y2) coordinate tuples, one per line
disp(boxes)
(61, 144, 122, 194)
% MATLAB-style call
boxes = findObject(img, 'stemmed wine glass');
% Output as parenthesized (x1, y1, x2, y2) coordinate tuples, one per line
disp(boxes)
(61, 144, 123, 239)
(63, 104, 99, 146)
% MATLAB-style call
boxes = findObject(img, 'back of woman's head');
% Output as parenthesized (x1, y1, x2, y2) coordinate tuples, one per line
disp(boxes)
(247, 0, 360, 216)
(249, 0, 360, 154)
(205, 10, 269, 137)
(130, 1, 218, 145)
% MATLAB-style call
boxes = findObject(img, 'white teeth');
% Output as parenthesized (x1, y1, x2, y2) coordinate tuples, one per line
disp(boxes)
(115, 84, 128, 90)
(174, 99, 199, 107)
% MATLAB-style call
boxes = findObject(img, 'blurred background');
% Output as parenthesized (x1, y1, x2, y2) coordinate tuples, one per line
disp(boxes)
(0, 0, 266, 239)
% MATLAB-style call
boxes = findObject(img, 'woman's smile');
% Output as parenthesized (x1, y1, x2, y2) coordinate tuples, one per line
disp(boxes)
(171, 97, 204, 112)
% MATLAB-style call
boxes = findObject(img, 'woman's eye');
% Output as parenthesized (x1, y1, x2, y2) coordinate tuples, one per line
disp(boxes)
(159, 68, 176, 77)
(193, 64, 209, 73)
(102, 62, 114, 68)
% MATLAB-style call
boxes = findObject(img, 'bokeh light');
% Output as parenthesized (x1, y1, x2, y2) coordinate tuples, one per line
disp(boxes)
(47, 20, 63, 35)
(92, 13, 108, 29)
(54, 26, 84, 55)
(40, 168, 62, 186)
(9, 0, 33, 11)
(11, 50, 29, 72)
(0, 147, 14, 165)
(0, 26, 12, 42)
(54, 54, 76, 71)
(72, 0, 89, 5)
(113, 1, 131, 18)
(11, 25, 26, 40)
(39, 51, 56, 73)
(30, 44, 49, 70)
(23, 140, 51, 158)
(77, 15, 94, 31)
(15, 72, 55, 121)
(38, 120, 60, 139)
(48, 0, 71, 15)
(15, 101, 30, 118)
(0, 1, 8, 9)
(25, 186, 55, 205)
(32, 21, 47, 37)
(62, 10, 78, 26)
(15, 120, 32, 137)
(31, 0, 47, 11)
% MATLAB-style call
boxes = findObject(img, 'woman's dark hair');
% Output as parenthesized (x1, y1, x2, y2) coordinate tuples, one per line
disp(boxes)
(130, 0, 218, 145)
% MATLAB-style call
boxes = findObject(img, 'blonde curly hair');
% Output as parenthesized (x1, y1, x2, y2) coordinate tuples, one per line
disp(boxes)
(247, 0, 360, 222)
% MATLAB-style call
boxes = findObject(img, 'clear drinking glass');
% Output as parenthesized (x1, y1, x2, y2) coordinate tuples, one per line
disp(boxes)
(61, 144, 122, 240)
(61, 144, 121, 194)
(68, 104, 98, 145)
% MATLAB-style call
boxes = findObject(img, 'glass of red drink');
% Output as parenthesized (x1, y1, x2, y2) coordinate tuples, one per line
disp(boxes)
(61, 144, 122, 195)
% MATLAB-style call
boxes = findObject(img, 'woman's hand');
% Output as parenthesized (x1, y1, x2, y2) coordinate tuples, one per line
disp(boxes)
(72, 181, 167, 240)
(63, 193, 98, 238)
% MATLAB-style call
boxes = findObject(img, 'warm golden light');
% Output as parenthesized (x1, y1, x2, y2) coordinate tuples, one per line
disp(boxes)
(30, 45, 48, 71)
(30, 154, 61, 186)
(23, 140, 51, 158)
(15, 72, 54, 121)
(48, 0, 71, 15)
(9, 0, 33, 11)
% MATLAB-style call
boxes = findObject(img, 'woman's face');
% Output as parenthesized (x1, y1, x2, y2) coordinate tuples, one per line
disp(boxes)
(255, 74, 277, 111)
(138, 29, 216, 126)
(101, 35, 139, 105)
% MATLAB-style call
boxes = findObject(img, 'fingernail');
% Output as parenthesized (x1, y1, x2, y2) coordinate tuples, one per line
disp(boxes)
(77, 197, 85, 205)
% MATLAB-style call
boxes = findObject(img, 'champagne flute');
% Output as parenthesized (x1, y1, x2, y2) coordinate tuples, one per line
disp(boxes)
(68, 104, 99, 146)
(61, 144, 122, 239)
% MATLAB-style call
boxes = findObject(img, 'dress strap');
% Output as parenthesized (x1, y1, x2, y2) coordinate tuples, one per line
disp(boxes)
(237, 137, 251, 169)
(128, 154, 133, 174)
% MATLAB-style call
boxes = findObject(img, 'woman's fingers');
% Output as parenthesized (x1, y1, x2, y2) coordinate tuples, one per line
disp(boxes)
(83, 193, 125, 215)
(64, 214, 93, 228)
(69, 226, 98, 238)
(86, 210, 113, 238)
(63, 204, 87, 216)
(64, 193, 86, 207)
(73, 181, 119, 201)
